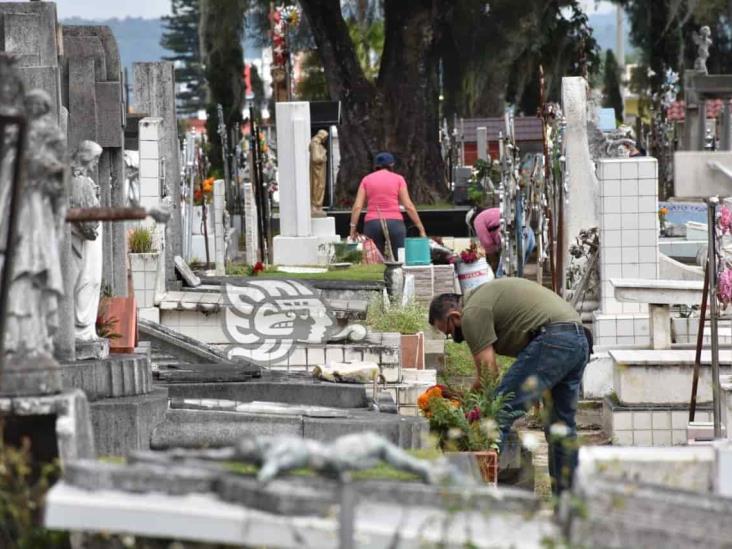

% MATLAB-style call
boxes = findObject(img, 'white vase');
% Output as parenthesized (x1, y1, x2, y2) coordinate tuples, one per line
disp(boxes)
(456, 258, 494, 293)
(129, 252, 160, 308)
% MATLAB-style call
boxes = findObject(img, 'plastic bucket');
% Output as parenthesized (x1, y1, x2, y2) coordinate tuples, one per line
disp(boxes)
(456, 258, 494, 293)
(405, 237, 431, 266)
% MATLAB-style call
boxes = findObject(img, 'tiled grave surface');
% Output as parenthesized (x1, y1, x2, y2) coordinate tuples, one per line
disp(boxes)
(610, 349, 732, 405)
(593, 158, 658, 347)
(672, 317, 732, 345)
(403, 264, 459, 305)
(603, 396, 712, 447)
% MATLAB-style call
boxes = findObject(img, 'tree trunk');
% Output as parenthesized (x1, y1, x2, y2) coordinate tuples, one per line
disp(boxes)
(300, 0, 447, 205)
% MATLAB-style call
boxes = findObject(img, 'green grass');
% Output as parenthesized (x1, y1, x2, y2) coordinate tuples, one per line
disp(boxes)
(366, 299, 428, 335)
(224, 448, 442, 482)
(226, 263, 385, 282)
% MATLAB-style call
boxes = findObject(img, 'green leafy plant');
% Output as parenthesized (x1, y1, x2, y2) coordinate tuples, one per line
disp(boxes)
(96, 296, 121, 341)
(127, 226, 155, 254)
(420, 370, 523, 452)
(333, 242, 363, 264)
(467, 158, 492, 207)
(0, 425, 68, 548)
(366, 299, 427, 335)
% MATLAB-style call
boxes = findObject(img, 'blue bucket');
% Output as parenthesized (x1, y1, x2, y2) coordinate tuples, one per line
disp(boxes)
(405, 237, 431, 266)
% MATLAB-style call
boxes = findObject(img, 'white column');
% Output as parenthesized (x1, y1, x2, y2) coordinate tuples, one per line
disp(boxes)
(243, 182, 259, 265)
(561, 77, 601, 294)
(276, 101, 311, 237)
(272, 102, 324, 265)
(476, 126, 488, 161)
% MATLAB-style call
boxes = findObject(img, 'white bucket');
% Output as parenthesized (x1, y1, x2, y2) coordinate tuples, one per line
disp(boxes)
(456, 258, 494, 293)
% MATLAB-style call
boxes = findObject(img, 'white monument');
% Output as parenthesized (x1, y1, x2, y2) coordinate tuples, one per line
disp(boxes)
(273, 102, 338, 266)
(561, 77, 601, 294)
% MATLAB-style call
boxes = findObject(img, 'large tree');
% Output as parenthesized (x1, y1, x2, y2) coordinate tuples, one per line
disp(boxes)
(602, 50, 624, 122)
(161, 0, 207, 115)
(199, 0, 247, 174)
(300, 0, 450, 203)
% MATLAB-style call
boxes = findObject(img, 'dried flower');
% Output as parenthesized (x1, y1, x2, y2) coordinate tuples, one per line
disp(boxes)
(719, 268, 732, 306)
(466, 406, 481, 423)
(719, 206, 732, 235)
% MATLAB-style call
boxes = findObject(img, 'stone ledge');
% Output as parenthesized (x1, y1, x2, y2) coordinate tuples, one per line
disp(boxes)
(61, 354, 152, 401)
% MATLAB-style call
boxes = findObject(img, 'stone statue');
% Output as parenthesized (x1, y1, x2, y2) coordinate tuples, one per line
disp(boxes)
(309, 129, 328, 217)
(0, 61, 67, 393)
(694, 25, 712, 74)
(69, 140, 104, 344)
(168, 432, 465, 485)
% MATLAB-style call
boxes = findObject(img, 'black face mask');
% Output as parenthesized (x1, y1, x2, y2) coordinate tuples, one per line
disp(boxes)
(451, 324, 464, 344)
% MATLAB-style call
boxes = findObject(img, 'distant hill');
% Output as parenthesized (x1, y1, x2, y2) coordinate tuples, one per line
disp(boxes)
(61, 11, 633, 80)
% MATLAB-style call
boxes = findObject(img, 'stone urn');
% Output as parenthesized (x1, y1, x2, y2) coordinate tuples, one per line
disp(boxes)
(383, 260, 404, 304)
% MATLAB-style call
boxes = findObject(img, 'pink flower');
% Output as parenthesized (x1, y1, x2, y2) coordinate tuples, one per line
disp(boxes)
(466, 406, 481, 423)
(719, 206, 732, 235)
(719, 268, 732, 305)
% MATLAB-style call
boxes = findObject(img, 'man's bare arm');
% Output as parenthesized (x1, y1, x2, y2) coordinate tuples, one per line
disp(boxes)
(473, 345, 498, 389)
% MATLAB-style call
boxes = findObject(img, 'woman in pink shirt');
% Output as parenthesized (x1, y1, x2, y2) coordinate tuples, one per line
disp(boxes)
(349, 152, 426, 258)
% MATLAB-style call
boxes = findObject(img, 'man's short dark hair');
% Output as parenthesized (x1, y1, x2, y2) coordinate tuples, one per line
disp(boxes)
(428, 293, 462, 325)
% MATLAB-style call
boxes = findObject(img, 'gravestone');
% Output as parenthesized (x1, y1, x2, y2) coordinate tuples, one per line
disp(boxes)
(561, 77, 601, 296)
(132, 62, 183, 285)
(62, 25, 127, 298)
(174, 256, 201, 288)
(476, 126, 488, 161)
(0, 2, 62, 119)
(272, 101, 321, 265)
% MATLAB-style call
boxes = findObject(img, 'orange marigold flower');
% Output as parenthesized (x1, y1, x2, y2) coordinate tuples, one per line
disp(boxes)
(417, 385, 444, 411)
(658, 207, 669, 216)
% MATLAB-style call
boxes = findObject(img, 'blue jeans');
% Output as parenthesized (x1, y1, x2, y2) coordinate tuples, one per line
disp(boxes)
(496, 322, 589, 494)
(496, 228, 535, 277)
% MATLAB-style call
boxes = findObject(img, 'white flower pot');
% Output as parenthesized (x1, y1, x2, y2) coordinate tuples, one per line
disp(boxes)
(456, 258, 494, 293)
(129, 252, 160, 308)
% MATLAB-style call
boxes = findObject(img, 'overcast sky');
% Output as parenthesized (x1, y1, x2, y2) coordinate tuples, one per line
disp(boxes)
(55, 0, 615, 20)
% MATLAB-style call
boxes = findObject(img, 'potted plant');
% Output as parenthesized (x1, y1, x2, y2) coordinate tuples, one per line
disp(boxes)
(417, 376, 520, 485)
(366, 300, 426, 370)
(453, 241, 493, 293)
(128, 225, 159, 309)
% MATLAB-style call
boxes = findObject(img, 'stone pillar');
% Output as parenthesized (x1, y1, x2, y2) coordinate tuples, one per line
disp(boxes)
(138, 118, 167, 308)
(243, 182, 259, 265)
(272, 102, 322, 265)
(723, 102, 732, 151)
(561, 77, 601, 295)
(132, 62, 182, 286)
(683, 70, 704, 151)
(213, 179, 226, 276)
(476, 126, 488, 161)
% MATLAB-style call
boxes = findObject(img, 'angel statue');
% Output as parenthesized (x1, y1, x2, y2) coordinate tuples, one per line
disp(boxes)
(693, 25, 713, 74)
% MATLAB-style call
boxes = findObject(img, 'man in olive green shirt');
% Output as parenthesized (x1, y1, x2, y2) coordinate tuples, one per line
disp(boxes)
(429, 278, 591, 494)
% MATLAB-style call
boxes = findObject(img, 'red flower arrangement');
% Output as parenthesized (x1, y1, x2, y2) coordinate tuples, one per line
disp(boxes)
(247, 261, 265, 276)
(457, 242, 480, 264)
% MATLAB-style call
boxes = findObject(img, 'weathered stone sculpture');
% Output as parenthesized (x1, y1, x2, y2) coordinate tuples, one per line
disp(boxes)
(694, 25, 712, 74)
(309, 129, 328, 217)
(169, 431, 464, 485)
(0, 59, 66, 393)
(69, 140, 104, 347)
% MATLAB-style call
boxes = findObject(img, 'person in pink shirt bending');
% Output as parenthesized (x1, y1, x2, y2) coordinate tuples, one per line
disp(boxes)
(349, 152, 426, 258)
(467, 207, 535, 276)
